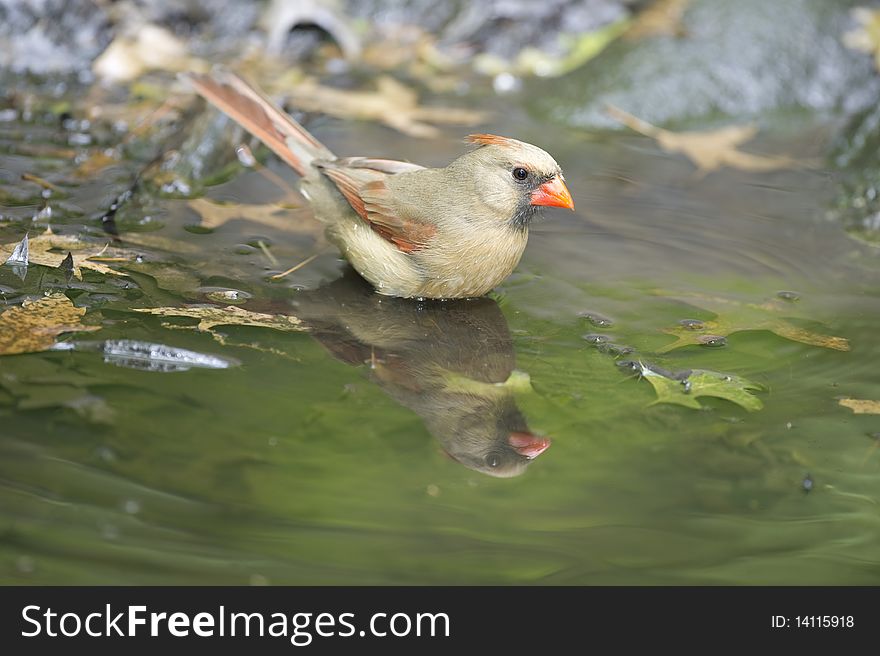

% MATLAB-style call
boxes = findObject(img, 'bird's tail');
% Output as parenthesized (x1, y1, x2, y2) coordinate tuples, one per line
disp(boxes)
(183, 70, 335, 177)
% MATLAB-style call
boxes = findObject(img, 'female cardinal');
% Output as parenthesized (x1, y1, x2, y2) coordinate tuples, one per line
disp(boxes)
(185, 71, 574, 299)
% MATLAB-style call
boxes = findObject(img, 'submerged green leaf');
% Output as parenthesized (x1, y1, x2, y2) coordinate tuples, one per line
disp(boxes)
(639, 363, 763, 411)
(658, 294, 849, 352)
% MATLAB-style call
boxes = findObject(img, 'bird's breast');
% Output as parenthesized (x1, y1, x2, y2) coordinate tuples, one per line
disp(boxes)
(413, 225, 529, 298)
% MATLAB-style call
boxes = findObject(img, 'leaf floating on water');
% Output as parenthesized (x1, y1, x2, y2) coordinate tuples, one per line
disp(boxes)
(658, 293, 850, 353)
(0, 228, 130, 280)
(187, 198, 320, 236)
(839, 398, 880, 415)
(55, 339, 238, 372)
(286, 76, 489, 138)
(4, 233, 28, 265)
(0, 294, 99, 356)
(606, 105, 801, 175)
(638, 363, 763, 412)
(133, 304, 305, 333)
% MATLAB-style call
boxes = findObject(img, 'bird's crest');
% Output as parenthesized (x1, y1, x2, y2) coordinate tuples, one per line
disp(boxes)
(464, 133, 517, 148)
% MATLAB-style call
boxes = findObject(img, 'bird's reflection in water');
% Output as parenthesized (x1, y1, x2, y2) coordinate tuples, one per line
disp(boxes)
(292, 270, 551, 477)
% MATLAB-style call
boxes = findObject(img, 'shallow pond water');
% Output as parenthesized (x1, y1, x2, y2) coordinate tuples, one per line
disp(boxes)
(1, 88, 878, 585)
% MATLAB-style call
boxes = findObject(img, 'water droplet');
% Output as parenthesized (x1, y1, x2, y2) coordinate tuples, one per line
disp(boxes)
(777, 290, 800, 302)
(493, 72, 522, 94)
(235, 145, 256, 167)
(426, 484, 440, 497)
(249, 574, 269, 586)
(786, 421, 793, 430)
(122, 499, 141, 515)
(578, 311, 614, 327)
(101, 523, 119, 540)
(16, 556, 35, 574)
(600, 343, 634, 356)
(581, 333, 609, 344)
(68, 132, 92, 146)
(201, 288, 252, 304)
(678, 319, 705, 330)
(233, 244, 257, 255)
(802, 473, 813, 492)
(268, 437, 278, 447)
(698, 335, 727, 347)
(94, 446, 116, 462)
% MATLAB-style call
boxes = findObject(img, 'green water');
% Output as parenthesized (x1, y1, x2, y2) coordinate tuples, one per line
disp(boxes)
(1, 90, 878, 585)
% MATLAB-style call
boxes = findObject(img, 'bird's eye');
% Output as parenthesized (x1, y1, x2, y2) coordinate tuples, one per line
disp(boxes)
(512, 167, 529, 181)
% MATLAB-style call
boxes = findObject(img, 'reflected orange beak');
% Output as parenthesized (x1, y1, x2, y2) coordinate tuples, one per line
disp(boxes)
(530, 176, 574, 210)
(508, 432, 552, 459)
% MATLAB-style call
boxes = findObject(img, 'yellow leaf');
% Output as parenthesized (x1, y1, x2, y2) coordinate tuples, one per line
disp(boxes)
(0, 228, 131, 279)
(843, 7, 880, 72)
(606, 105, 800, 175)
(133, 304, 304, 333)
(839, 398, 880, 414)
(0, 294, 99, 356)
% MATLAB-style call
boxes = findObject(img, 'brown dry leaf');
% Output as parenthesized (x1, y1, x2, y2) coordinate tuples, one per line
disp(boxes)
(133, 304, 305, 333)
(659, 293, 850, 353)
(606, 105, 800, 176)
(0, 294, 99, 356)
(187, 198, 320, 237)
(839, 398, 880, 414)
(626, 0, 691, 40)
(843, 7, 880, 71)
(286, 76, 488, 138)
(0, 228, 131, 279)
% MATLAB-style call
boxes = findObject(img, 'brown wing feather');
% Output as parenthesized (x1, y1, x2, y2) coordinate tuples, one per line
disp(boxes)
(317, 160, 436, 253)
(185, 71, 334, 176)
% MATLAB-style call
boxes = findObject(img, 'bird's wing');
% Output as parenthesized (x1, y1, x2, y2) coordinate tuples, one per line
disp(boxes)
(317, 158, 437, 254)
(185, 70, 335, 177)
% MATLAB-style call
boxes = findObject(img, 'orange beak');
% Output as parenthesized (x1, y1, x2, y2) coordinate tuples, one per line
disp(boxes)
(508, 431, 552, 459)
(530, 176, 574, 210)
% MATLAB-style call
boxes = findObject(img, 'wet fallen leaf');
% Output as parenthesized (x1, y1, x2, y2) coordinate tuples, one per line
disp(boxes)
(658, 294, 850, 352)
(839, 398, 880, 414)
(606, 105, 800, 175)
(133, 304, 305, 333)
(626, 0, 691, 41)
(0, 228, 130, 279)
(188, 198, 320, 237)
(0, 294, 100, 356)
(843, 7, 880, 72)
(639, 363, 763, 411)
(286, 76, 489, 138)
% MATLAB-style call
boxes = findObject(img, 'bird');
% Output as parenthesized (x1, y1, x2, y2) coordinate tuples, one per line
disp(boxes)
(184, 70, 574, 299)
(293, 269, 551, 477)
